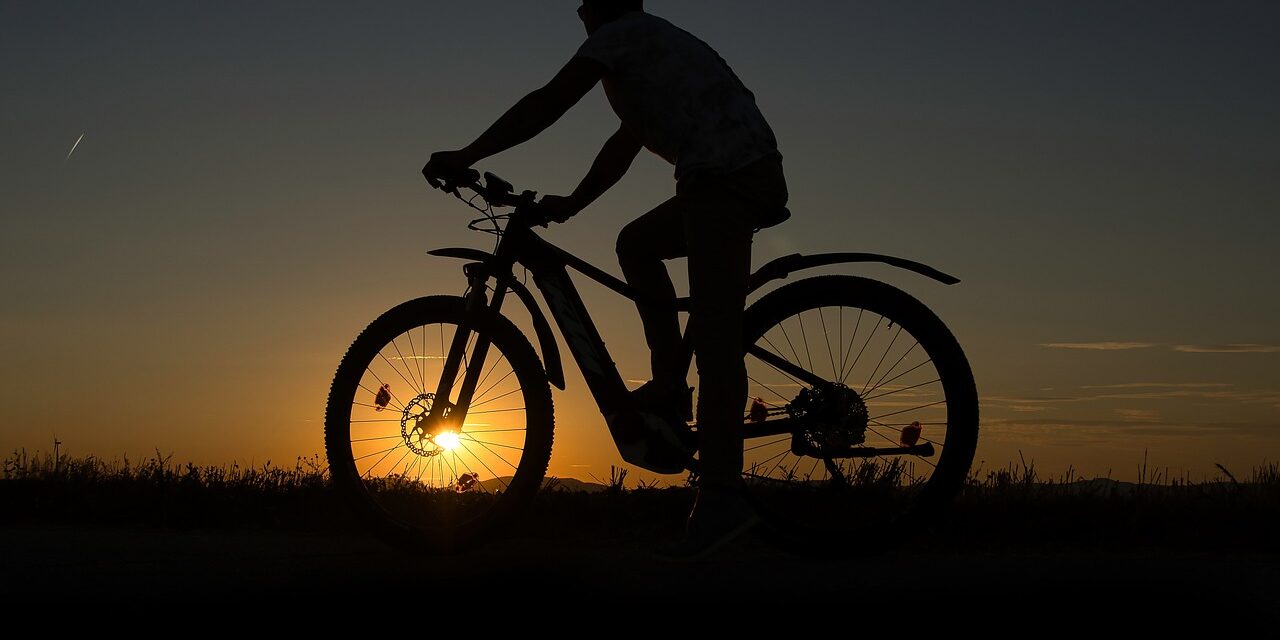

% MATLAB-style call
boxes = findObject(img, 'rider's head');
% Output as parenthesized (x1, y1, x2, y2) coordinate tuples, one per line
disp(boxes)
(577, 0, 642, 34)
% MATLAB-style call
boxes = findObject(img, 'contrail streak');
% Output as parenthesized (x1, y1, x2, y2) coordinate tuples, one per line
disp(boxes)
(66, 133, 85, 160)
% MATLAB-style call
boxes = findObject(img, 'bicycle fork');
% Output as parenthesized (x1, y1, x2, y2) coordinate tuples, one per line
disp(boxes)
(428, 263, 510, 430)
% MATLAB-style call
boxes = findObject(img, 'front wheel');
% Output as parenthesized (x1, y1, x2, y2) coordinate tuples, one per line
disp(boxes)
(740, 275, 979, 546)
(324, 295, 554, 550)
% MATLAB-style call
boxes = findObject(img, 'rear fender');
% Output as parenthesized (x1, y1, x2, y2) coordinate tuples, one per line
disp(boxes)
(747, 252, 960, 294)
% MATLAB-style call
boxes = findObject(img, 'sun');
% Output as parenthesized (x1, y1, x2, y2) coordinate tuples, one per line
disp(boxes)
(435, 430, 461, 451)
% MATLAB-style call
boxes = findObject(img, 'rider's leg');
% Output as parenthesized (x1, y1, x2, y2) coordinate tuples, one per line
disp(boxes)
(655, 156, 789, 561)
(682, 156, 789, 490)
(683, 194, 754, 490)
(616, 199, 689, 388)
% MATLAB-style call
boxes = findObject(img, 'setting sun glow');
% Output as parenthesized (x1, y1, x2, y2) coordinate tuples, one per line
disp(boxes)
(435, 430, 461, 451)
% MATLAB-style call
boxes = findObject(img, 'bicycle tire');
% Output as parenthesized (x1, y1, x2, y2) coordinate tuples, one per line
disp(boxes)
(324, 295, 554, 551)
(739, 275, 979, 547)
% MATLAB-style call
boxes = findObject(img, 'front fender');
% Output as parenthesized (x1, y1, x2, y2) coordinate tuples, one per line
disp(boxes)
(427, 248, 566, 390)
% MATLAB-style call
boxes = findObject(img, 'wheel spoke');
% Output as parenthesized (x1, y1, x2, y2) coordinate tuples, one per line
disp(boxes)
(841, 316, 883, 384)
(745, 435, 790, 453)
(351, 435, 404, 443)
(472, 368, 518, 407)
(777, 316, 805, 370)
(389, 335, 422, 394)
(865, 358, 932, 396)
(377, 350, 420, 398)
(473, 352, 510, 400)
(456, 443, 509, 491)
(468, 406, 526, 415)
(358, 443, 404, 477)
(797, 312, 816, 376)
(862, 324, 902, 394)
(863, 377, 941, 402)
(869, 399, 947, 421)
(460, 434, 524, 452)
(839, 308, 863, 381)
(466, 437, 520, 471)
(868, 340, 918, 394)
(818, 306, 839, 382)
(747, 374, 797, 405)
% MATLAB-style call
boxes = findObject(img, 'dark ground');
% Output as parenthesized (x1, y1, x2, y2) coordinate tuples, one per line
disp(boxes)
(4, 455, 1278, 616)
(3, 524, 1277, 619)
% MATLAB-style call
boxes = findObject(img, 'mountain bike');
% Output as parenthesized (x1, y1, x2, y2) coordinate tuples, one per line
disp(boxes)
(324, 169, 979, 550)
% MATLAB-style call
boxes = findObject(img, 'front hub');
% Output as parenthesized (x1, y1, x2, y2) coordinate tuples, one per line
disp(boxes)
(401, 394, 463, 456)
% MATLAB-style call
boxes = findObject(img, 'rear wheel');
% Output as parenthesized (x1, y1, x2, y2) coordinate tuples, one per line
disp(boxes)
(739, 275, 978, 547)
(324, 296, 554, 551)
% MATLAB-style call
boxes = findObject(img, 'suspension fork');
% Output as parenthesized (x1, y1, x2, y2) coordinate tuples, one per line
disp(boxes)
(429, 261, 511, 428)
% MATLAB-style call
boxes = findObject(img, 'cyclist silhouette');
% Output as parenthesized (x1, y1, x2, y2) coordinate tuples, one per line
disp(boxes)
(423, 0, 788, 561)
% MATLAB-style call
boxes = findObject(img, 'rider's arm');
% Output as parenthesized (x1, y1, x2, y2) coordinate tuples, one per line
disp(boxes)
(454, 57, 606, 165)
(565, 125, 643, 212)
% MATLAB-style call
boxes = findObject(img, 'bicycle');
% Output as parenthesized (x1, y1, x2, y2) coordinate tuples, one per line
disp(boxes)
(324, 169, 979, 551)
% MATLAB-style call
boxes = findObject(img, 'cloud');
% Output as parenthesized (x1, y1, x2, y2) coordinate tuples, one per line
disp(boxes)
(984, 417, 1280, 439)
(1039, 342, 1280, 354)
(983, 388, 1280, 407)
(1039, 342, 1156, 350)
(1116, 408, 1161, 423)
(1173, 344, 1280, 353)
(1081, 382, 1232, 389)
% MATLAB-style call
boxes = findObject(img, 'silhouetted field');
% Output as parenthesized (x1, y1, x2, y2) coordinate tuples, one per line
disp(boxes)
(3, 449, 1278, 611)
(3, 449, 1277, 551)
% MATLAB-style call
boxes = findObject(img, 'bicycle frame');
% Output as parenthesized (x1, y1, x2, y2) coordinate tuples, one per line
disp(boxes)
(422, 192, 955, 464)
(425, 205, 689, 450)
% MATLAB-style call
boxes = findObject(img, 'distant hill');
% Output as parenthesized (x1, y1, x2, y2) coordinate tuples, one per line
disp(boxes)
(478, 476, 608, 494)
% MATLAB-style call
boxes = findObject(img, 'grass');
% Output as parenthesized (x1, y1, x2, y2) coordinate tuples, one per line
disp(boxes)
(1, 448, 350, 532)
(3, 447, 1278, 551)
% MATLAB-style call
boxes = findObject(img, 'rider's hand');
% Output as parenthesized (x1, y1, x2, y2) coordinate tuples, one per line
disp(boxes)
(421, 150, 475, 191)
(537, 194, 583, 226)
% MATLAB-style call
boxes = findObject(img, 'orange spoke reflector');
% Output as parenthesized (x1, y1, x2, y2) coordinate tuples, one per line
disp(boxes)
(900, 421, 923, 447)
(456, 472, 479, 492)
(749, 398, 769, 423)
(374, 384, 392, 411)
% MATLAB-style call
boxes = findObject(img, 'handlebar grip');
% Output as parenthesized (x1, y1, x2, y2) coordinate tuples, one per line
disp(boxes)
(424, 166, 480, 194)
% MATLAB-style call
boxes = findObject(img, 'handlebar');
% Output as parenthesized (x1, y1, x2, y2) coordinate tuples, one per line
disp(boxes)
(426, 166, 540, 212)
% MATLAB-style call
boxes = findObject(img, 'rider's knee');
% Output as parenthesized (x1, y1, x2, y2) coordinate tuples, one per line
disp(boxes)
(615, 223, 641, 263)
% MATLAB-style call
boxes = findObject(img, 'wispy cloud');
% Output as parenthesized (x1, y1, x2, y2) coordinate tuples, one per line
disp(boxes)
(1039, 342, 1156, 350)
(1173, 344, 1280, 354)
(1116, 408, 1161, 423)
(984, 388, 1280, 407)
(1039, 342, 1280, 354)
(1081, 382, 1232, 389)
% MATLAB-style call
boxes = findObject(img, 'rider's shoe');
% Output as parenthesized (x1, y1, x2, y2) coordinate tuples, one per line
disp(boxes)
(609, 380, 698, 474)
(612, 410, 697, 474)
(653, 484, 762, 563)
